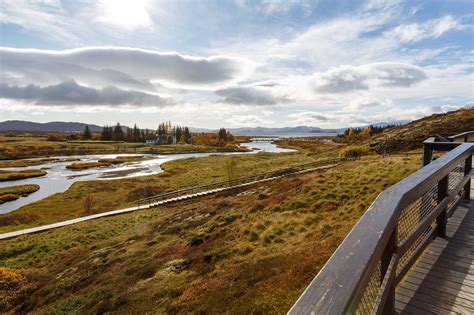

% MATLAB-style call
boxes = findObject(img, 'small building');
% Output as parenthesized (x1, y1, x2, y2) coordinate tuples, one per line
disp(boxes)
(145, 134, 176, 145)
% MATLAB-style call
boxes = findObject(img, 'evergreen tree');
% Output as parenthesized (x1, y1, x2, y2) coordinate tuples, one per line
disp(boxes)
(101, 125, 112, 140)
(183, 127, 191, 143)
(133, 124, 141, 142)
(218, 128, 228, 142)
(83, 125, 92, 140)
(125, 127, 133, 142)
(113, 123, 124, 141)
(176, 126, 182, 143)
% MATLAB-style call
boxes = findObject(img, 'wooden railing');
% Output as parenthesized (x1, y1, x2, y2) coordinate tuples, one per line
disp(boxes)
(423, 130, 474, 165)
(136, 158, 344, 209)
(289, 142, 473, 314)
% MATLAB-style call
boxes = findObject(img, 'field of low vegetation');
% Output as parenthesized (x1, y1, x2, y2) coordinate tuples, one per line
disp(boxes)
(0, 131, 248, 160)
(66, 156, 148, 170)
(275, 137, 344, 157)
(0, 158, 65, 168)
(0, 155, 420, 313)
(0, 169, 47, 182)
(0, 152, 317, 233)
(0, 185, 40, 204)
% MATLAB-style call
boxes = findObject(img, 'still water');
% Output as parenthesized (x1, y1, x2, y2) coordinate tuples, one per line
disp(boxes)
(0, 141, 295, 213)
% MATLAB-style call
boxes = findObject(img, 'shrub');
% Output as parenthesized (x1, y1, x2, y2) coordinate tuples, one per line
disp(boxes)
(339, 145, 372, 158)
(83, 195, 97, 215)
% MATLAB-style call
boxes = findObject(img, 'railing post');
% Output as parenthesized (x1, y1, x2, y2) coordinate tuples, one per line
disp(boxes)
(423, 144, 433, 166)
(465, 154, 472, 200)
(380, 228, 397, 314)
(436, 175, 448, 237)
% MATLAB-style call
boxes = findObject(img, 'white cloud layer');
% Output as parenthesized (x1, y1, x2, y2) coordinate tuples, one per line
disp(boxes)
(0, 0, 472, 128)
(0, 47, 254, 91)
(0, 80, 173, 106)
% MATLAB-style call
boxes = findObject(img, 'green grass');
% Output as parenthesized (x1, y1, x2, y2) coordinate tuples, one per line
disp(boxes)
(0, 155, 420, 314)
(0, 170, 47, 182)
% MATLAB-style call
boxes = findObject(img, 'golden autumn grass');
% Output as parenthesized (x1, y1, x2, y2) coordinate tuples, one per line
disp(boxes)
(65, 156, 147, 170)
(0, 155, 420, 314)
(0, 134, 249, 159)
(0, 170, 47, 182)
(0, 152, 316, 233)
(0, 185, 40, 204)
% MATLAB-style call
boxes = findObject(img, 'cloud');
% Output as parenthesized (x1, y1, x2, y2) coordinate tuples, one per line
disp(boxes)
(312, 62, 427, 93)
(215, 86, 290, 105)
(95, 0, 152, 30)
(0, 80, 174, 106)
(0, 47, 255, 91)
(235, 0, 314, 15)
(225, 114, 272, 127)
(386, 16, 466, 43)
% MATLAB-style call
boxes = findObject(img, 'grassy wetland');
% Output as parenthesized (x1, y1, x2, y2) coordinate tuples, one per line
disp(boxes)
(0, 151, 317, 232)
(0, 185, 40, 204)
(0, 154, 420, 313)
(0, 133, 249, 160)
(0, 169, 47, 182)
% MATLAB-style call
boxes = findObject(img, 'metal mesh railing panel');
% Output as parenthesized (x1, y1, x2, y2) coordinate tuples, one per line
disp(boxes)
(447, 163, 465, 209)
(397, 184, 438, 244)
(397, 224, 434, 273)
(355, 262, 381, 315)
(448, 163, 464, 193)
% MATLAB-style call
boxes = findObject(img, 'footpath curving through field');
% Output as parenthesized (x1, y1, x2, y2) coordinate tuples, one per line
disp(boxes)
(0, 162, 340, 240)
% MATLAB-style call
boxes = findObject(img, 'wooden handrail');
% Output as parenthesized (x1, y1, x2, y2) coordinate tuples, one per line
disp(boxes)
(289, 142, 473, 314)
(423, 131, 473, 165)
(137, 158, 345, 208)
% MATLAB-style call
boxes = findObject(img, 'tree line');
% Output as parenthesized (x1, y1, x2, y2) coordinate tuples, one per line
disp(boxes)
(80, 123, 236, 147)
(87, 122, 193, 143)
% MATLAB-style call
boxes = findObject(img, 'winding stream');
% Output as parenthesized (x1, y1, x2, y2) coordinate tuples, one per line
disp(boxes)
(0, 141, 295, 213)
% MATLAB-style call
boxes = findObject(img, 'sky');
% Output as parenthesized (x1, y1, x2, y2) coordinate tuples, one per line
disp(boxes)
(0, 0, 473, 129)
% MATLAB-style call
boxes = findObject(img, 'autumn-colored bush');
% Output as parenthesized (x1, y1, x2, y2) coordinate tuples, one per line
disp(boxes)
(46, 133, 66, 141)
(339, 145, 372, 158)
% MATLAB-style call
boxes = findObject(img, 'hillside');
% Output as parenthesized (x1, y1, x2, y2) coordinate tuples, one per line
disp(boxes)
(0, 120, 102, 132)
(369, 107, 473, 153)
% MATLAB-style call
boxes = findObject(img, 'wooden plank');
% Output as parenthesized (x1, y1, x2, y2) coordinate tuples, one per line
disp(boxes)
(420, 249, 473, 266)
(399, 282, 474, 313)
(395, 300, 436, 315)
(403, 272, 474, 301)
(419, 253, 474, 274)
(410, 268, 474, 288)
(410, 270, 474, 296)
(415, 261, 474, 282)
(395, 287, 467, 314)
(429, 240, 474, 255)
(416, 256, 474, 276)
(397, 284, 472, 314)
(426, 245, 474, 260)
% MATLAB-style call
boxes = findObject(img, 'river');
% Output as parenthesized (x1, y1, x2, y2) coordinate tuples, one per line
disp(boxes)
(0, 141, 295, 213)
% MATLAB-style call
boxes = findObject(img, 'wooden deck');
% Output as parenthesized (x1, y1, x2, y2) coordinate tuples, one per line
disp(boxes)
(395, 193, 474, 314)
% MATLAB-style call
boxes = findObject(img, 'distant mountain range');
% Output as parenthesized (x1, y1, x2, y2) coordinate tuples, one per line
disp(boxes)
(0, 120, 408, 135)
(224, 126, 343, 135)
(0, 120, 103, 132)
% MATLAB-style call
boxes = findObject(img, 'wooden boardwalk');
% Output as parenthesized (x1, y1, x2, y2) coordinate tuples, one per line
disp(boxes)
(0, 165, 336, 240)
(395, 194, 474, 314)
